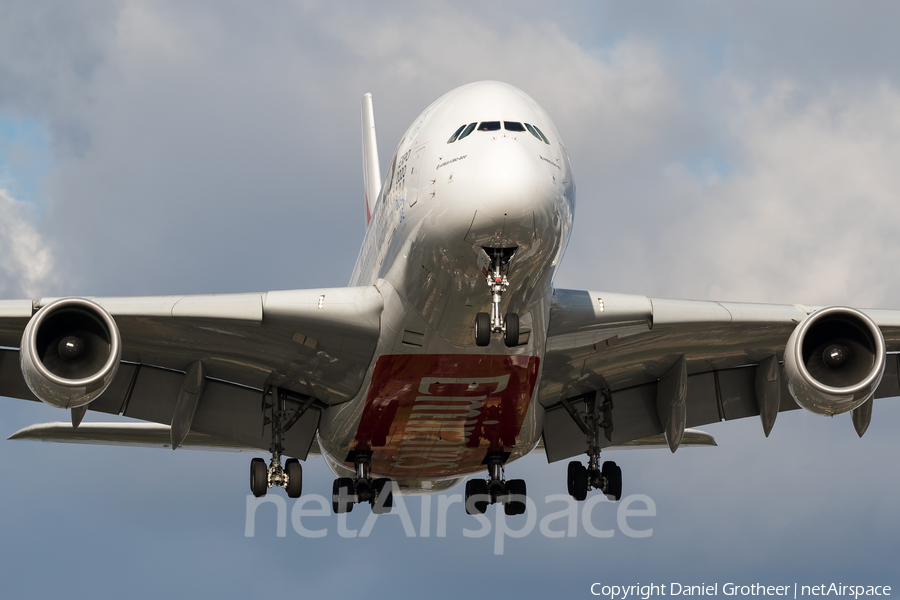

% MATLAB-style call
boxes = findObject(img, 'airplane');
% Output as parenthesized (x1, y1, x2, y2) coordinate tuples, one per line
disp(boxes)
(2, 80, 898, 517)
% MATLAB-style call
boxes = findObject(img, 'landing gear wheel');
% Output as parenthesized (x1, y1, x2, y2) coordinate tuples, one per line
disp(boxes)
(372, 478, 393, 514)
(567, 461, 588, 501)
(475, 312, 491, 346)
(504, 312, 519, 347)
(465, 479, 489, 515)
(250, 458, 268, 498)
(505, 479, 527, 515)
(285, 458, 302, 498)
(602, 461, 623, 501)
(332, 477, 355, 514)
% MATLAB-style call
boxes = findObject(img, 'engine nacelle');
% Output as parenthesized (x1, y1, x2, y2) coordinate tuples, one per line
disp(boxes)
(20, 297, 122, 409)
(783, 306, 884, 416)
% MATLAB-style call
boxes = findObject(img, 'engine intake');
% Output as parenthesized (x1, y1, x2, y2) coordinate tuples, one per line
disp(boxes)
(783, 306, 884, 415)
(20, 298, 121, 409)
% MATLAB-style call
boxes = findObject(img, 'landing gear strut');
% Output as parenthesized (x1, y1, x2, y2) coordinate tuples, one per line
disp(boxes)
(332, 452, 393, 514)
(475, 248, 519, 348)
(249, 387, 306, 499)
(464, 452, 527, 515)
(563, 391, 623, 502)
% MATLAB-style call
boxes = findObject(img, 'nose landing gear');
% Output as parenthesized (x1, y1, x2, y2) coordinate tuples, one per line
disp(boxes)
(475, 248, 519, 347)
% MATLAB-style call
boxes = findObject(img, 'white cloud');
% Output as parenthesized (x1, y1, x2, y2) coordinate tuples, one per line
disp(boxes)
(0, 189, 56, 298)
(563, 79, 900, 309)
(10, 1, 681, 296)
(658, 81, 900, 306)
(326, 8, 680, 164)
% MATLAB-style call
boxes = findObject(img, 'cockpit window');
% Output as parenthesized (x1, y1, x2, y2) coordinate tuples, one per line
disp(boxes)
(447, 124, 466, 144)
(477, 121, 501, 132)
(504, 122, 526, 132)
(524, 123, 542, 141)
(532, 124, 551, 144)
(457, 122, 476, 140)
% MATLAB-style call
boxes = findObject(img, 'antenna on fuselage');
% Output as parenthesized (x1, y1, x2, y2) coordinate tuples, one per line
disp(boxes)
(361, 93, 381, 226)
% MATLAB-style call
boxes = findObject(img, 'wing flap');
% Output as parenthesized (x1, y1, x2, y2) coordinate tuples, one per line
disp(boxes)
(6, 421, 323, 454)
(1, 348, 323, 459)
(533, 428, 717, 457)
(540, 362, 807, 463)
(117, 365, 321, 460)
(8, 422, 252, 451)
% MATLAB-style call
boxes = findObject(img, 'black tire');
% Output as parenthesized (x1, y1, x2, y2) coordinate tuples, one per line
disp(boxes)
(602, 461, 622, 501)
(506, 479, 527, 515)
(332, 477, 355, 514)
(465, 479, 489, 515)
(567, 461, 588, 501)
(285, 459, 302, 498)
(475, 312, 492, 346)
(372, 478, 393, 514)
(250, 458, 268, 498)
(504, 312, 519, 347)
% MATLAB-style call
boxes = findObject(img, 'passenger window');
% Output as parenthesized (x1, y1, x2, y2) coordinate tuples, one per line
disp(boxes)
(457, 122, 477, 140)
(504, 122, 526, 132)
(533, 125, 550, 144)
(524, 123, 543, 141)
(447, 124, 466, 144)
(477, 121, 501, 132)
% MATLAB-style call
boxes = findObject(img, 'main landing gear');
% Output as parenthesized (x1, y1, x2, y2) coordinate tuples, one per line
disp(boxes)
(464, 453, 527, 516)
(567, 457, 622, 502)
(332, 452, 394, 514)
(562, 391, 623, 502)
(251, 456, 302, 499)
(249, 387, 309, 499)
(475, 248, 519, 347)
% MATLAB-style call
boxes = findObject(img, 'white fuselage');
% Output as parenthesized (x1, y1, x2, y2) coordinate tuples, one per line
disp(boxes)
(318, 81, 576, 493)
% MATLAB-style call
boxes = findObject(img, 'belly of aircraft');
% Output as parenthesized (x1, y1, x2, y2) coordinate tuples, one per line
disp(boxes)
(348, 353, 541, 480)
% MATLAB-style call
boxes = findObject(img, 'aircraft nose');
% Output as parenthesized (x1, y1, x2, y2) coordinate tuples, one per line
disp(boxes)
(473, 139, 538, 216)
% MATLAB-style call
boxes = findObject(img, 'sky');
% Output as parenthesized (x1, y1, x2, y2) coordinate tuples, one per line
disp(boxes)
(1, 1, 900, 598)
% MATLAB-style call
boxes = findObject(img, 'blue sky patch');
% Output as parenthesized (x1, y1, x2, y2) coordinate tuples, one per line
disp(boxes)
(683, 151, 732, 181)
(0, 114, 52, 208)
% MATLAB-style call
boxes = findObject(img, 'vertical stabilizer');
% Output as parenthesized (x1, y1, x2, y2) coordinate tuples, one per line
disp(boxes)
(361, 93, 381, 225)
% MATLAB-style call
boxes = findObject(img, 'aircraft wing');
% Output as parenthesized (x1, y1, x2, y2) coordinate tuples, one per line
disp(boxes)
(0, 287, 383, 458)
(538, 289, 900, 462)
(7, 422, 716, 453)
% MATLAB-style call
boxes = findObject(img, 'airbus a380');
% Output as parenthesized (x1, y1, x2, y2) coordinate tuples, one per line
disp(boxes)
(3, 81, 898, 516)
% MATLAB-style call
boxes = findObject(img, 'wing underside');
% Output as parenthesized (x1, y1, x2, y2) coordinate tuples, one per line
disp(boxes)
(539, 289, 900, 462)
(0, 287, 384, 458)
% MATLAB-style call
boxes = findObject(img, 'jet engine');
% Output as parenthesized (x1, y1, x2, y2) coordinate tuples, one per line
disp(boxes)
(20, 297, 122, 409)
(783, 306, 884, 416)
